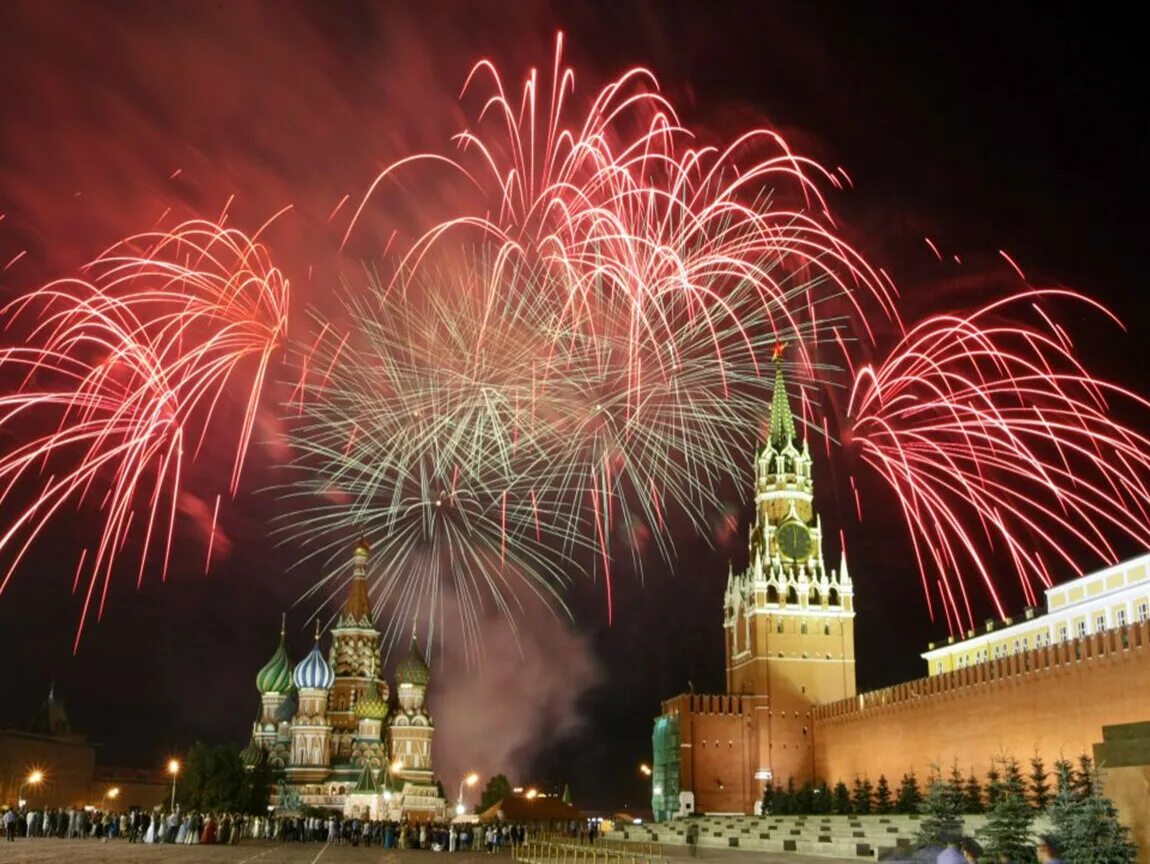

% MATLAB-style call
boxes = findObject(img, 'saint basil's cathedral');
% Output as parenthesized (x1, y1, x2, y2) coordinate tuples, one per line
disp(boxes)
(242, 539, 446, 820)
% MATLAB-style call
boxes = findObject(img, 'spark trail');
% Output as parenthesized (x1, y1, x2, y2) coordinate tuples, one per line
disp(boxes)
(0, 220, 288, 647)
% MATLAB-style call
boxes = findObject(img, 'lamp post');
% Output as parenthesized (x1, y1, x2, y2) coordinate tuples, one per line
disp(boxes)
(18, 770, 44, 809)
(167, 759, 180, 812)
(456, 772, 478, 817)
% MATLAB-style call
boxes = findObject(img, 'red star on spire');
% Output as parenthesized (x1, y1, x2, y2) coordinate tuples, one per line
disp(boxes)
(772, 342, 787, 361)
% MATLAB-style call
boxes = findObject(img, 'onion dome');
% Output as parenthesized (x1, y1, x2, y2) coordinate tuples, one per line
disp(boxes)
(355, 535, 371, 557)
(355, 685, 389, 721)
(396, 632, 430, 687)
(240, 736, 264, 770)
(293, 622, 335, 690)
(256, 614, 293, 694)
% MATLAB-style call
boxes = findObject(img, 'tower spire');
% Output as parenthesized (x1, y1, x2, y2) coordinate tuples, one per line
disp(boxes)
(768, 344, 797, 449)
(342, 537, 372, 622)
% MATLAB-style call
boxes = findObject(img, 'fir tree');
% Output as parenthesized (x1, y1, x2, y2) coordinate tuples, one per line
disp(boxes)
(795, 782, 815, 815)
(1053, 757, 1075, 798)
(918, 768, 964, 846)
(947, 762, 965, 813)
(1029, 754, 1051, 811)
(832, 781, 851, 815)
(1048, 760, 1136, 864)
(985, 762, 1003, 808)
(874, 775, 893, 814)
(963, 772, 984, 814)
(979, 757, 1036, 864)
(896, 772, 923, 814)
(812, 782, 832, 815)
(1074, 754, 1095, 798)
(774, 777, 796, 815)
(852, 777, 872, 814)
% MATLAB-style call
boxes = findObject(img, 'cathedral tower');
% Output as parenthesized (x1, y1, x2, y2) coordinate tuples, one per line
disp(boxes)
(388, 630, 435, 786)
(723, 352, 856, 784)
(254, 614, 293, 751)
(327, 538, 388, 763)
(288, 622, 335, 784)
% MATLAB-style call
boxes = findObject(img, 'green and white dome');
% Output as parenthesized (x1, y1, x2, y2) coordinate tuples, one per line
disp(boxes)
(256, 619, 293, 694)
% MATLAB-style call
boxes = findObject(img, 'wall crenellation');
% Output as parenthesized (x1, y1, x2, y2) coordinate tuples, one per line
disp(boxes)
(815, 619, 1149, 724)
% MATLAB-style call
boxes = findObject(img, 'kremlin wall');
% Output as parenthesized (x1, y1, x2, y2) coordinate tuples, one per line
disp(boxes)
(814, 573, 1150, 785)
(653, 359, 1150, 833)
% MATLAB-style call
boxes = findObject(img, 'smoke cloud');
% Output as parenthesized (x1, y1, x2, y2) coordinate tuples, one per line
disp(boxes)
(425, 591, 603, 793)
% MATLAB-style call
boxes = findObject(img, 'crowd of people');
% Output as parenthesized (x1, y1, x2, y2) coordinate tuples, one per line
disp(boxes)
(930, 833, 1066, 864)
(2, 805, 536, 851)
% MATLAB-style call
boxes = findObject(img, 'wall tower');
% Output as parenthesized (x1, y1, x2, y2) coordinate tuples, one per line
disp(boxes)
(723, 352, 856, 784)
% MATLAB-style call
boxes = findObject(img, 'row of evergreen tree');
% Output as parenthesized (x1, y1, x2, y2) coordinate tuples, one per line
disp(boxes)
(762, 754, 1101, 816)
(919, 757, 1135, 864)
(760, 755, 1135, 863)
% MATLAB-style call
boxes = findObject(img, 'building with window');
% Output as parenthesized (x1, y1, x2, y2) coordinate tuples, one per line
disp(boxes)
(248, 538, 446, 821)
(654, 357, 1150, 819)
(922, 557, 1150, 674)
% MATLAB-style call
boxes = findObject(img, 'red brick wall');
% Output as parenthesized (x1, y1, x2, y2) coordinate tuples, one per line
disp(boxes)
(812, 622, 1150, 784)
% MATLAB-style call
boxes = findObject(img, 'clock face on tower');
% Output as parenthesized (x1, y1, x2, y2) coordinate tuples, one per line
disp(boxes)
(776, 519, 812, 561)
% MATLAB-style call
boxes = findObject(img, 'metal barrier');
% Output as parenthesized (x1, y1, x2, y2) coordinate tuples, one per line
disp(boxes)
(517, 839, 666, 864)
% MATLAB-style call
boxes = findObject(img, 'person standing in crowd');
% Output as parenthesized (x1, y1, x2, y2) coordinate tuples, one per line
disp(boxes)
(938, 836, 965, 864)
(960, 838, 983, 864)
(3, 808, 17, 842)
(1037, 835, 1065, 864)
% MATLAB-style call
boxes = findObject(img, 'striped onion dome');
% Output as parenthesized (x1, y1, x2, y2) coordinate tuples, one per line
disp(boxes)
(293, 625, 335, 690)
(240, 736, 264, 770)
(256, 617, 293, 694)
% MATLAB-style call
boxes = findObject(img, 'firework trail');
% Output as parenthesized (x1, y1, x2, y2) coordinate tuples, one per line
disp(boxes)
(288, 34, 896, 643)
(0, 219, 288, 647)
(847, 289, 1150, 634)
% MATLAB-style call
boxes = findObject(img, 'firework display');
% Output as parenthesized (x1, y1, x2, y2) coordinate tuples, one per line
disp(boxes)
(0, 220, 288, 647)
(289, 36, 898, 640)
(0, 33, 1147, 650)
(847, 290, 1150, 633)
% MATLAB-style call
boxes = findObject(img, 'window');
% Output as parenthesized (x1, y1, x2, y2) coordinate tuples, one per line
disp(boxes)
(1059, 625, 1069, 643)
(776, 621, 784, 633)
(824, 623, 831, 635)
(1117, 609, 1127, 627)
(1013, 640, 1021, 655)
(1077, 621, 1087, 638)
(1139, 602, 1149, 623)
(1022, 638, 1028, 651)
(1096, 614, 1107, 632)
(800, 622, 808, 635)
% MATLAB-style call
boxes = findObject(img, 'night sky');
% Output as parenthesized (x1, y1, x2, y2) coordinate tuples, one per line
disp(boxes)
(1, 2, 1148, 810)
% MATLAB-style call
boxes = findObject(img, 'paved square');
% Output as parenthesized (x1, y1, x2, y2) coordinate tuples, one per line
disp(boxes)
(0, 839, 853, 864)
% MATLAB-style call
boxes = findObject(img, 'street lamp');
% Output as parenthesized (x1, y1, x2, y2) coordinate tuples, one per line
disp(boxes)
(639, 763, 652, 777)
(456, 772, 478, 816)
(105, 787, 120, 808)
(18, 769, 44, 808)
(525, 788, 538, 800)
(167, 759, 180, 811)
